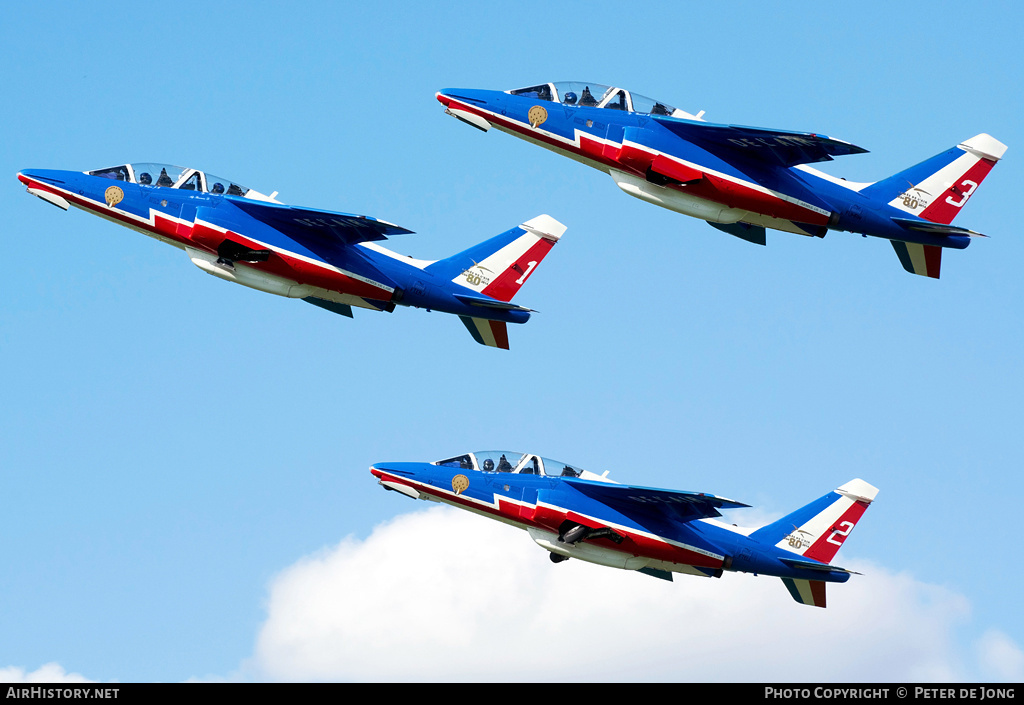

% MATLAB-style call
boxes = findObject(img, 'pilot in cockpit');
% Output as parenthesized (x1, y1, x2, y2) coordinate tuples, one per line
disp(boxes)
(563, 91, 577, 106)
(138, 172, 152, 185)
(211, 182, 225, 195)
(483, 459, 495, 472)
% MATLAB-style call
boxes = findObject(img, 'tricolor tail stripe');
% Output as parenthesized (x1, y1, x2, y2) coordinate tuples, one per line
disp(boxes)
(782, 578, 827, 608)
(891, 241, 942, 279)
(460, 316, 510, 350)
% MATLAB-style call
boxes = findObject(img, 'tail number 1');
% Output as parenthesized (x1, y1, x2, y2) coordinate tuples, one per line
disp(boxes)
(826, 521, 855, 547)
(946, 179, 978, 208)
(514, 261, 537, 285)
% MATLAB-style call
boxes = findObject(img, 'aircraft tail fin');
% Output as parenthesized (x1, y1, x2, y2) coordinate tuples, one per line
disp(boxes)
(890, 240, 942, 279)
(426, 215, 565, 303)
(782, 578, 828, 608)
(864, 133, 1006, 225)
(459, 316, 510, 350)
(751, 479, 878, 565)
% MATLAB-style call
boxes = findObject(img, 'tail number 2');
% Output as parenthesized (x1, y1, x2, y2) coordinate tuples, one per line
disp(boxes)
(946, 179, 978, 208)
(826, 521, 855, 547)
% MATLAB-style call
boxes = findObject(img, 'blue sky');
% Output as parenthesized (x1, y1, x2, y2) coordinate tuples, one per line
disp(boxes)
(2, 1, 1022, 682)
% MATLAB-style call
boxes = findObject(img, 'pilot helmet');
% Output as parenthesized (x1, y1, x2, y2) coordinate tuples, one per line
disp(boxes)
(139, 172, 152, 185)
(211, 182, 225, 194)
(564, 91, 577, 105)
(483, 459, 495, 472)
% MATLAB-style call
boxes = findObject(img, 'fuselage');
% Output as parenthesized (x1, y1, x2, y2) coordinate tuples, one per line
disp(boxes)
(437, 87, 972, 250)
(370, 459, 851, 585)
(17, 166, 531, 323)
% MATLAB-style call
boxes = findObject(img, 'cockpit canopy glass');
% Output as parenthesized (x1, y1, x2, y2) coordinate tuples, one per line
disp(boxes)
(86, 163, 255, 198)
(434, 451, 585, 477)
(508, 81, 687, 118)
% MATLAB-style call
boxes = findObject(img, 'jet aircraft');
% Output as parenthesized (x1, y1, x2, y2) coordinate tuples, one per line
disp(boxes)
(438, 82, 1006, 278)
(18, 164, 565, 348)
(371, 451, 878, 607)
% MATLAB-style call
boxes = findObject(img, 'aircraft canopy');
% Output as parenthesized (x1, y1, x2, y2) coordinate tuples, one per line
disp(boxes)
(435, 451, 587, 478)
(86, 163, 279, 202)
(508, 82, 698, 119)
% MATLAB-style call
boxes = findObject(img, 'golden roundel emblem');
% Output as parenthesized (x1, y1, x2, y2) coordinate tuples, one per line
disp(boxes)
(528, 105, 548, 129)
(104, 185, 124, 208)
(452, 474, 470, 495)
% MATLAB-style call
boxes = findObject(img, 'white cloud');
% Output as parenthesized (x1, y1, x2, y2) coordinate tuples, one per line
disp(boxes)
(0, 663, 95, 683)
(249, 505, 1017, 682)
(974, 629, 1024, 681)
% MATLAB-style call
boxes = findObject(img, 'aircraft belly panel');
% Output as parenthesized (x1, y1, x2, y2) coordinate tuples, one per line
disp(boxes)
(189, 221, 395, 301)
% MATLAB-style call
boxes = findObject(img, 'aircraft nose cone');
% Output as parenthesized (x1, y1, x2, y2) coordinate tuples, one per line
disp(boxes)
(370, 463, 409, 478)
(17, 169, 42, 186)
(18, 168, 71, 186)
(370, 461, 427, 478)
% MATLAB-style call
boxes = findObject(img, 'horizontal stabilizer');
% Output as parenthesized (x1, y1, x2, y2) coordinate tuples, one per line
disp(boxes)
(782, 578, 827, 608)
(454, 293, 533, 312)
(303, 297, 354, 318)
(707, 220, 767, 246)
(891, 240, 942, 279)
(460, 316, 510, 350)
(891, 217, 987, 238)
(780, 557, 858, 575)
(637, 567, 674, 582)
(653, 116, 868, 168)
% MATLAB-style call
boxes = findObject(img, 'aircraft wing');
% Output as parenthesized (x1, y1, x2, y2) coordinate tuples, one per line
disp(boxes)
(224, 196, 414, 248)
(564, 479, 749, 523)
(652, 116, 868, 168)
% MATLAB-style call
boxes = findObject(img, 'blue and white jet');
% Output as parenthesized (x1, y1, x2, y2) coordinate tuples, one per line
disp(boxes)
(18, 164, 565, 348)
(372, 451, 878, 607)
(438, 82, 1006, 278)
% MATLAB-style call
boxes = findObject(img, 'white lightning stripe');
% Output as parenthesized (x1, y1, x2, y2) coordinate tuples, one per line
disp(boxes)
(358, 241, 435, 270)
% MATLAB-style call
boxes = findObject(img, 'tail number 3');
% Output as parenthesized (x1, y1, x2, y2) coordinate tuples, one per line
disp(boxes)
(945, 179, 978, 208)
